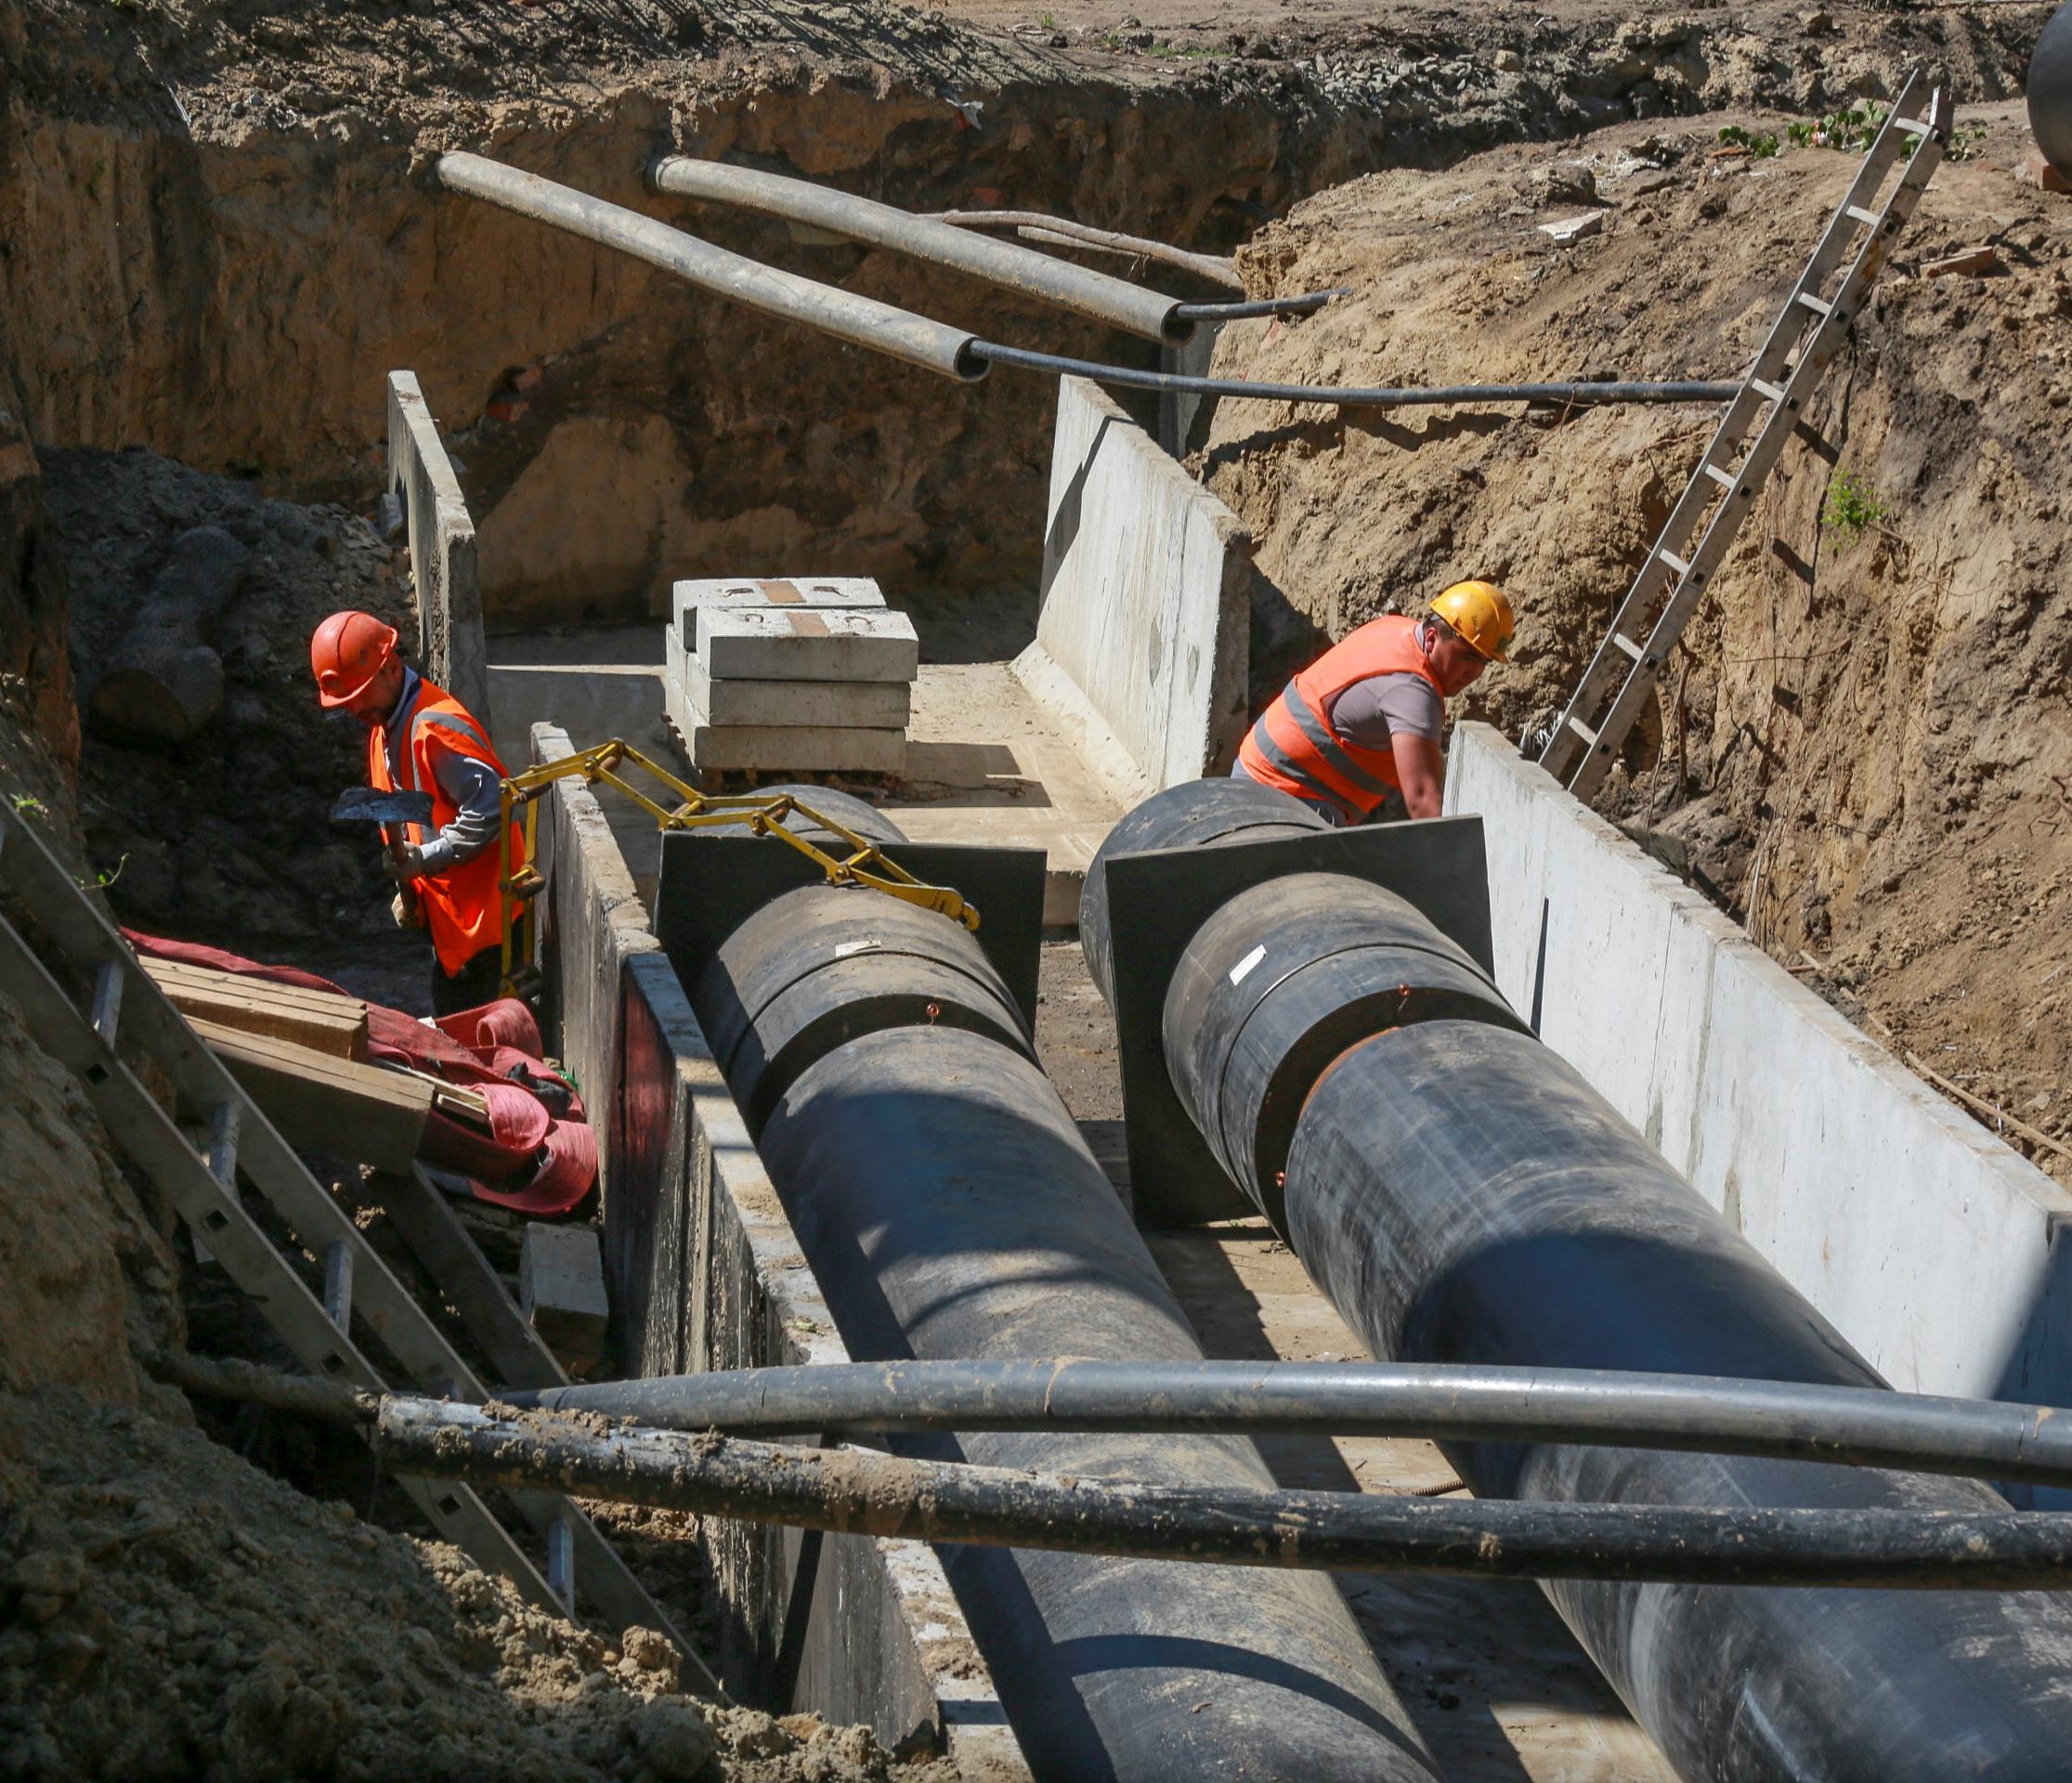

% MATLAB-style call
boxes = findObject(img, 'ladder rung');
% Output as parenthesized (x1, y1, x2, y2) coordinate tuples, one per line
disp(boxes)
(91, 961, 125, 1047)
(1703, 463, 1737, 489)
(1797, 293, 1833, 317)
(205, 1100, 241, 1191)
(1613, 632, 1644, 661)
(323, 1242, 355, 1332)
(547, 1511, 577, 1613)
(1752, 378, 1790, 403)
(1892, 114, 1932, 137)
(1566, 716, 1598, 748)
(1844, 204, 1880, 226)
(1657, 550, 1690, 576)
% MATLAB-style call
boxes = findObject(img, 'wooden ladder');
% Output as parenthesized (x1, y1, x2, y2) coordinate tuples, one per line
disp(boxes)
(1537, 70, 1952, 800)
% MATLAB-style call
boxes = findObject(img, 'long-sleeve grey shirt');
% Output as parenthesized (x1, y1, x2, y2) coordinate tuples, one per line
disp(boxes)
(380, 668, 503, 874)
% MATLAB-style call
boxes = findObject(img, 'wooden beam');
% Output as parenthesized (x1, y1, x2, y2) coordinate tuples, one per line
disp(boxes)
(190, 1018, 429, 1171)
(144, 958, 369, 1061)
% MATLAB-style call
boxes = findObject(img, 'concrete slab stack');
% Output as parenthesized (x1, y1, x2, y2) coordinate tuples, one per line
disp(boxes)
(664, 577, 916, 774)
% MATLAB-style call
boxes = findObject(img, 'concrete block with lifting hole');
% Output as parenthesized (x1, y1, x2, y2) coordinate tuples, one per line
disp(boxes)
(676, 575, 886, 651)
(697, 607, 919, 684)
(667, 623, 912, 729)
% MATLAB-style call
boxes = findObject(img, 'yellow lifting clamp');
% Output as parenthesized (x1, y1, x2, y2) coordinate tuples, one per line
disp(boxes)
(495, 739, 976, 1000)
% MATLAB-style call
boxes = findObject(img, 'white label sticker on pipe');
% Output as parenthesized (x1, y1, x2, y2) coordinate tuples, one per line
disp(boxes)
(1228, 944, 1268, 985)
(834, 940, 880, 959)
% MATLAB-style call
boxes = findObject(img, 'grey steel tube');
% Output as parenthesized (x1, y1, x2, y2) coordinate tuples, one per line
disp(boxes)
(2033, 3, 2072, 178)
(435, 153, 987, 382)
(379, 1398, 2072, 1590)
(507, 1359, 2072, 1491)
(1090, 781, 2072, 1780)
(651, 157, 1192, 345)
(748, 1023, 1437, 1783)
(692, 883, 1032, 1132)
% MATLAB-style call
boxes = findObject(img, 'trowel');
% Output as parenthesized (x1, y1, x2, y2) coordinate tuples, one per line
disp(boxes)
(331, 787, 436, 878)
(331, 787, 434, 833)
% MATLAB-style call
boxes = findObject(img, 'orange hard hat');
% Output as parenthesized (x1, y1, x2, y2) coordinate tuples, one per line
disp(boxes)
(310, 610, 399, 708)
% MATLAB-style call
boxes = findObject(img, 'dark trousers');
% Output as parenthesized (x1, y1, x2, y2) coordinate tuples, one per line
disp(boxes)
(431, 944, 504, 1018)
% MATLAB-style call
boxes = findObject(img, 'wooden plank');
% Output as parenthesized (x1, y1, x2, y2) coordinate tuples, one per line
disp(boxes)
(142, 958, 369, 1061)
(189, 1017, 429, 1171)
(519, 1223, 611, 1377)
(372, 1166, 567, 1391)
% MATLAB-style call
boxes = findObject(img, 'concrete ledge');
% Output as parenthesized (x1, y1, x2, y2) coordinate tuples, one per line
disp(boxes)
(1448, 723, 2072, 1492)
(389, 371, 487, 722)
(534, 722, 1025, 1774)
(1014, 377, 1248, 803)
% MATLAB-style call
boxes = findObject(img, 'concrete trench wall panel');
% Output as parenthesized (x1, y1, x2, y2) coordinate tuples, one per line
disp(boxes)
(1012, 376, 1249, 804)
(530, 724, 1026, 1776)
(1447, 723, 2072, 1494)
(389, 371, 488, 724)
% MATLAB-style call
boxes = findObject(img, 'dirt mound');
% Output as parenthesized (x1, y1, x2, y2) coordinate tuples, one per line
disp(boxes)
(0, 1384, 948, 1782)
(1199, 98, 2072, 1178)
(44, 446, 412, 946)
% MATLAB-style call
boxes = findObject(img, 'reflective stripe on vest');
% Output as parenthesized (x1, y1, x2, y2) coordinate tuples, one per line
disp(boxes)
(1237, 614, 1445, 820)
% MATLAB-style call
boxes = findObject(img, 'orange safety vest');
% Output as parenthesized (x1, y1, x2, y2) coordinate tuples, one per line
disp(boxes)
(369, 675, 519, 977)
(1238, 615, 1447, 822)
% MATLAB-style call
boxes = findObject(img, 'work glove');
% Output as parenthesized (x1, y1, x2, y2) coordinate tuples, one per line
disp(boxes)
(383, 842, 430, 884)
(391, 889, 425, 931)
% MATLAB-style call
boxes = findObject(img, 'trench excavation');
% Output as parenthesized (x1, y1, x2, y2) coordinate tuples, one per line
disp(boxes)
(8, 6, 2072, 1782)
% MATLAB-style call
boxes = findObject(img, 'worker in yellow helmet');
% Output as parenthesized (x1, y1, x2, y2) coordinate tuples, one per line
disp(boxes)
(1233, 580, 1514, 825)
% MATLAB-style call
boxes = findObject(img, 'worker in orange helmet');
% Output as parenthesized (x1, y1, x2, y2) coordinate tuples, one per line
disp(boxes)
(1234, 579, 1514, 826)
(310, 611, 519, 1015)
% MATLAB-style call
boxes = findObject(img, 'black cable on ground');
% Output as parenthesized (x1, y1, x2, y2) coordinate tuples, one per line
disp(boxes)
(377, 1398, 2072, 1590)
(1170, 289, 1350, 321)
(966, 340, 1741, 408)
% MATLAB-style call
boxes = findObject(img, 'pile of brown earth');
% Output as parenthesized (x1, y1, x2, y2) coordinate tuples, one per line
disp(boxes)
(1199, 96, 2072, 1176)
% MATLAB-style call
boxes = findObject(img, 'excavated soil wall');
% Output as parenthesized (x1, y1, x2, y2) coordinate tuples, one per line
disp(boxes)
(1, 0, 2042, 631)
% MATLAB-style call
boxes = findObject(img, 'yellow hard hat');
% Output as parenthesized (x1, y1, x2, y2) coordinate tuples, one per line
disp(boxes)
(1429, 579, 1515, 663)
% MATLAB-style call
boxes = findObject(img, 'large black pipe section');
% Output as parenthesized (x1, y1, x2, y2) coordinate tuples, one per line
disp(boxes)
(378, 1398, 2072, 1590)
(2033, 3, 2072, 178)
(649, 157, 1193, 345)
(692, 883, 1031, 1133)
(683, 851, 1435, 1779)
(1086, 779, 2072, 1781)
(434, 154, 988, 381)
(505, 1359, 2072, 1492)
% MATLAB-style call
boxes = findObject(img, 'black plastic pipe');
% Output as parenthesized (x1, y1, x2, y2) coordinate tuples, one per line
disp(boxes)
(649, 156, 1192, 345)
(378, 1398, 2072, 1591)
(691, 883, 1031, 1133)
(680, 861, 1436, 1781)
(1170, 289, 1349, 321)
(1086, 780, 2072, 1781)
(505, 1358, 2072, 1491)
(969, 341, 1742, 410)
(2033, 2, 2072, 177)
(738, 1024, 1435, 1781)
(695, 781, 906, 848)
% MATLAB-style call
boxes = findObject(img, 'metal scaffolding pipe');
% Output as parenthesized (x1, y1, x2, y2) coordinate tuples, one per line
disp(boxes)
(434, 153, 987, 382)
(506, 1358, 2072, 1490)
(651, 157, 1192, 345)
(375, 1399, 2072, 1590)
(1084, 779, 2072, 1782)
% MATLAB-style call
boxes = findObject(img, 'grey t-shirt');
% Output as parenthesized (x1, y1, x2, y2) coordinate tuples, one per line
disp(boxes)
(1324, 670, 1443, 756)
